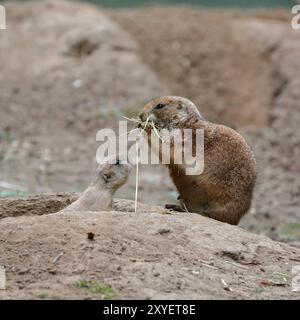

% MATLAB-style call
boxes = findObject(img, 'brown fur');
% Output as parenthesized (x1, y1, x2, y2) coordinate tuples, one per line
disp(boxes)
(139, 96, 257, 225)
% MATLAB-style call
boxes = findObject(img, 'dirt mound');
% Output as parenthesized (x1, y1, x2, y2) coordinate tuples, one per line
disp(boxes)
(0, 195, 299, 299)
(0, 193, 168, 220)
(0, 192, 78, 220)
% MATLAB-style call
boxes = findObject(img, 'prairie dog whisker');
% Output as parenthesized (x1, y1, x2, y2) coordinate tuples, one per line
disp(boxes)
(121, 115, 139, 123)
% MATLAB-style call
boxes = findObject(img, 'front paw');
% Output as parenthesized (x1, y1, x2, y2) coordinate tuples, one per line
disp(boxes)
(165, 204, 185, 212)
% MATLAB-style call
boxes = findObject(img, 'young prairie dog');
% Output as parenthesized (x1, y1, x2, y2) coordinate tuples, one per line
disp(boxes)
(62, 159, 132, 212)
(138, 96, 257, 225)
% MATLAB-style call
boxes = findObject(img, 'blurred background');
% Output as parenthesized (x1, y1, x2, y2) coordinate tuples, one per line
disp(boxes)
(0, 0, 299, 245)
(83, 0, 295, 8)
(0, 0, 297, 8)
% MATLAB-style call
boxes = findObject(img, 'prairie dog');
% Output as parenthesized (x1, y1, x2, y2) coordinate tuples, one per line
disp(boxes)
(62, 159, 132, 212)
(138, 96, 257, 225)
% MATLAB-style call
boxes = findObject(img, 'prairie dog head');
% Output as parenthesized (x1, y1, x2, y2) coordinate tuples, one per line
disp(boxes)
(95, 158, 132, 191)
(139, 96, 204, 131)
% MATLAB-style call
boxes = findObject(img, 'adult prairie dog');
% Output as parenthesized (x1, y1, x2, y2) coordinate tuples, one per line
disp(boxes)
(138, 96, 257, 225)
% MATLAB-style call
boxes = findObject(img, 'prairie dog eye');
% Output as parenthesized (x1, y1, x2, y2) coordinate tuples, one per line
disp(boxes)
(103, 172, 115, 182)
(103, 173, 111, 182)
(155, 103, 166, 110)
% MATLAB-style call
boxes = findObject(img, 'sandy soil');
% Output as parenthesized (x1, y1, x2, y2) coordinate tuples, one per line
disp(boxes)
(0, 195, 299, 300)
(0, 0, 299, 299)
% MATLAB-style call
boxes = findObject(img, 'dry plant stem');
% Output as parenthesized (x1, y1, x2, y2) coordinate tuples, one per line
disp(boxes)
(143, 116, 150, 131)
(135, 137, 140, 214)
(53, 252, 64, 264)
(122, 115, 164, 214)
(134, 116, 150, 214)
(121, 114, 147, 215)
(182, 202, 190, 213)
(119, 128, 140, 137)
(151, 122, 164, 142)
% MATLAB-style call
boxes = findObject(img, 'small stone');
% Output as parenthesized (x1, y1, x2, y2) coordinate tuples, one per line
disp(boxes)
(157, 228, 171, 235)
(87, 232, 95, 241)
